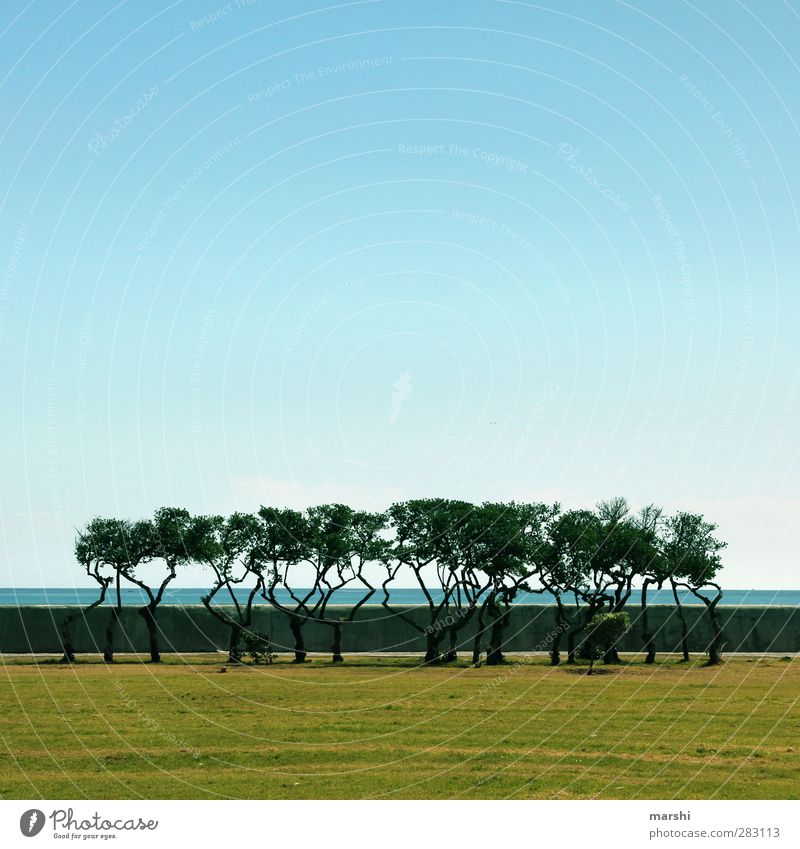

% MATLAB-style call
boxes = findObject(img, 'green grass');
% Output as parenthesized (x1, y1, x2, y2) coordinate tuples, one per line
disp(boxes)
(1, 654, 798, 799)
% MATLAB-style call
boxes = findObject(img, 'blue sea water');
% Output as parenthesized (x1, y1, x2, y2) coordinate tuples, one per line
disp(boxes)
(0, 587, 798, 607)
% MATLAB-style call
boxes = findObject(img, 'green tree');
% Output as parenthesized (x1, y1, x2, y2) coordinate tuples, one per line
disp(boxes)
(120, 508, 192, 662)
(546, 509, 611, 664)
(256, 506, 312, 662)
(304, 503, 357, 662)
(285, 503, 377, 663)
(387, 499, 489, 664)
(635, 505, 667, 664)
(194, 512, 262, 662)
(594, 498, 663, 662)
(470, 502, 558, 666)
(663, 512, 727, 664)
(61, 526, 116, 662)
(326, 509, 386, 662)
(260, 504, 384, 664)
(73, 517, 151, 662)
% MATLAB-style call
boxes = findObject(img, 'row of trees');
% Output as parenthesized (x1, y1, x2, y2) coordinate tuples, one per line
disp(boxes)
(67, 498, 727, 666)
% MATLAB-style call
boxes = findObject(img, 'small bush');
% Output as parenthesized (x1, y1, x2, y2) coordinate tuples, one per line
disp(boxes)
(583, 611, 630, 673)
(240, 630, 276, 665)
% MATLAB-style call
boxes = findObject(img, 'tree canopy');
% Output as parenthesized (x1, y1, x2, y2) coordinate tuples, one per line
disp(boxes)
(72, 498, 728, 666)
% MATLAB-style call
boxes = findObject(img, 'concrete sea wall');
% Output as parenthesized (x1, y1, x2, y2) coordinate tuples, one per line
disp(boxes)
(0, 604, 798, 656)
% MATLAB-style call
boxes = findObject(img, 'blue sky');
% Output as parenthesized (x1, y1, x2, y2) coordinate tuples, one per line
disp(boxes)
(1, 0, 798, 588)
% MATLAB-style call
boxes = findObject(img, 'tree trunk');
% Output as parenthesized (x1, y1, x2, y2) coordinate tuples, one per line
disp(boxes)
(228, 621, 243, 663)
(671, 580, 690, 661)
(59, 615, 76, 663)
(442, 628, 458, 663)
(104, 573, 123, 663)
(138, 604, 161, 663)
(642, 580, 656, 664)
(424, 629, 443, 664)
(486, 609, 508, 666)
(104, 608, 118, 662)
(472, 602, 488, 665)
(603, 601, 622, 664)
(551, 599, 566, 666)
(289, 614, 306, 663)
(706, 601, 724, 665)
(59, 608, 79, 663)
(331, 621, 344, 663)
(566, 628, 577, 664)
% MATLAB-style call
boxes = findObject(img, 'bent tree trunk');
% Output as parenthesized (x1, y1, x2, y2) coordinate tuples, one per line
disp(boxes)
(60, 580, 112, 663)
(443, 605, 479, 663)
(289, 614, 307, 663)
(425, 628, 445, 664)
(550, 596, 570, 666)
(59, 615, 76, 663)
(202, 590, 248, 663)
(104, 573, 123, 663)
(138, 604, 161, 663)
(603, 606, 623, 664)
(486, 606, 510, 666)
(566, 624, 579, 664)
(331, 621, 344, 663)
(702, 588, 725, 665)
(228, 621, 244, 663)
(707, 603, 724, 664)
(568, 603, 598, 664)
(671, 579, 690, 661)
(641, 579, 656, 664)
(204, 608, 245, 663)
(444, 628, 458, 663)
(471, 600, 489, 665)
(104, 607, 120, 662)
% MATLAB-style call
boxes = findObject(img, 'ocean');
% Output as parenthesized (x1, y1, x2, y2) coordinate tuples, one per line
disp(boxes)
(1, 588, 798, 607)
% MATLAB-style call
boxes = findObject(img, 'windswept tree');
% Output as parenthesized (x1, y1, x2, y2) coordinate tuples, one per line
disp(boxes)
(61, 526, 116, 662)
(326, 509, 386, 662)
(268, 505, 386, 663)
(594, 498, 662, 663)
(380, 498, 446, 662)
(595, 498, 636, 614)
(386, 498, 486, 664)
(433, 501, 522, 664)
(256, 506, 312, 662)
(536, 506, 590, 667)
(663, 512, 727, 664)
(471, 502, 558, 665)
(72, 517, 151, 662)
(120, 507, 192, 662)
(546, 509, 612, 664)
(635, 504, 667, 663)
(194, 512, 262, 662)
(303, 503, 359, 662)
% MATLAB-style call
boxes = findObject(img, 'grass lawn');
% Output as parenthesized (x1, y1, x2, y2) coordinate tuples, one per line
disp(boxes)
(0, 654, 798, 799)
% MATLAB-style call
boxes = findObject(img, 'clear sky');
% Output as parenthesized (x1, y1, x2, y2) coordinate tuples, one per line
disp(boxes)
(1, 0, 798, 589)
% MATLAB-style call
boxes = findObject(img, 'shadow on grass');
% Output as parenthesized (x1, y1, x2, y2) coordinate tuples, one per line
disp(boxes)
(561, 665, 620, 675)
(12, 654, 779, 671)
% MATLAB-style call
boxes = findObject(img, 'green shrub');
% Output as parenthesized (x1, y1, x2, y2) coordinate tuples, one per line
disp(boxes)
(240, 630, 276, 665)
(583, 611, 630, 673)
